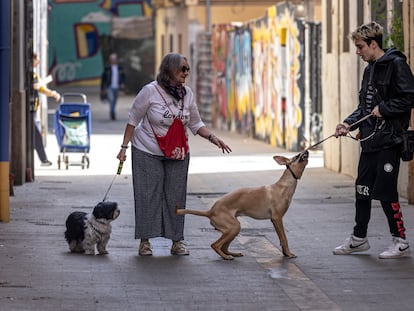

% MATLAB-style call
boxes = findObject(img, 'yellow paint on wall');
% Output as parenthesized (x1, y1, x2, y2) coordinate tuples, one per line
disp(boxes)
(0, 162, 10, 222)
(76, 24, 95, 58)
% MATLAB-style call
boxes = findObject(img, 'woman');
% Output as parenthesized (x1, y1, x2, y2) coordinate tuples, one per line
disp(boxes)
(33, 52, 61, 166)
(117, 53, 232, 256)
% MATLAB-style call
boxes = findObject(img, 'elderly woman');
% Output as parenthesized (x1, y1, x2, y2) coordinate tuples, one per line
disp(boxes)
(117, 53, 231, 256)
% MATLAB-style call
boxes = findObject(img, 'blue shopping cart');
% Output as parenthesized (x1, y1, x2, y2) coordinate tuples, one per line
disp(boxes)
(54, 93, 91, 169)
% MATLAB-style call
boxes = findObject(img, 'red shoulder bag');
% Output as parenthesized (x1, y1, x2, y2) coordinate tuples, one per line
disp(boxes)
(149, 86, 189, 160)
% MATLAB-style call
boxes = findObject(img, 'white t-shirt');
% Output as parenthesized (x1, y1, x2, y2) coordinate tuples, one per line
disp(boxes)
(111, 65, 119, 88)
(128, 81, 205, 155)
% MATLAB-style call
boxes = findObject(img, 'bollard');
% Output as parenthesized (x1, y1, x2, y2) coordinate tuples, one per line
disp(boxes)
(9, 173, 14, 196)
(26, 168, 33, 182)
(0, 163, 10, 222)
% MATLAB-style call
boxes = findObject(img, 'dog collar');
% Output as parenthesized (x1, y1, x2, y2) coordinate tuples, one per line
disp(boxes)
(88, 220, 105, 237)
(286, 164, 299, 180)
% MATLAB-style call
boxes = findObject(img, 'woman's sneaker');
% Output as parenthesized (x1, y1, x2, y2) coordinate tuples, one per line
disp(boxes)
(139, 240, 152, 256)
(171, 241, 189, 256)
(333, 235, 370, 255)
(379, 237, 411, 259)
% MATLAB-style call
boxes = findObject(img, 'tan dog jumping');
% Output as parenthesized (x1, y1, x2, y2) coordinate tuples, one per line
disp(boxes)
(176, 151, 309, 260)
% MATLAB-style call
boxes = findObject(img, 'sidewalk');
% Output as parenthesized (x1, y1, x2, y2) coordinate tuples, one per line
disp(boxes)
(2, 87, 414, 311)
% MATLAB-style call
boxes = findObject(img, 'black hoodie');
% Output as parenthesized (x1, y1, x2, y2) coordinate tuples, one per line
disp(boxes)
(344, 48, 414, 152)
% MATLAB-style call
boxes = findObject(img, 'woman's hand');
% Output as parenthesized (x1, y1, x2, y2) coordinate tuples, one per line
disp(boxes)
(51, 90, 61, 102)
(117, 148, 127, 162)
(209, 135, 232, 153)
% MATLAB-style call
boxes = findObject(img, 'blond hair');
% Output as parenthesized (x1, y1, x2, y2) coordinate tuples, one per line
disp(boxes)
(351, 21, 383, 48)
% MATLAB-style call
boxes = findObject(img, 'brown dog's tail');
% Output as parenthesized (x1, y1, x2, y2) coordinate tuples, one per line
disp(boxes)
(175, 205, 210, 217)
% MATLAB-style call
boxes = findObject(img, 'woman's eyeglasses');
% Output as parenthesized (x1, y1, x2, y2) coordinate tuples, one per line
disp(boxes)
(181, 66, 190, 73)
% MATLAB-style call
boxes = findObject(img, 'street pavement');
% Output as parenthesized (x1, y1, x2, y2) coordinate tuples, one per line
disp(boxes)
(2, 87, 414, 311)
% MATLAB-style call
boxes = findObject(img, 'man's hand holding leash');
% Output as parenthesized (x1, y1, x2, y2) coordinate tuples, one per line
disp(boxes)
(335, 123, 350, 138)
(334, 113, 375, 139)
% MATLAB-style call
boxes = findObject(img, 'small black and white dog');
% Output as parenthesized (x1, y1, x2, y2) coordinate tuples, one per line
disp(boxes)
(65, 201, 120, 255)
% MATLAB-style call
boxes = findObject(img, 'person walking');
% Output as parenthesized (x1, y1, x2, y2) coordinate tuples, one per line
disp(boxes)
(32, 52, 61, 166)
(333, 21, 414, 259)
(100, 53, 125, 120)
(117, 53, 232, 256)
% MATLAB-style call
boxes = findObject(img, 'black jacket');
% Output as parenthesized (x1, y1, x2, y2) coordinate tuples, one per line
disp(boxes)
(344, 48, 414, 152)
(100, 64, 125, 91)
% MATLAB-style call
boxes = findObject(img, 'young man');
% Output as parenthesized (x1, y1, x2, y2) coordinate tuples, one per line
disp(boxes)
(334, 21, 414, 259)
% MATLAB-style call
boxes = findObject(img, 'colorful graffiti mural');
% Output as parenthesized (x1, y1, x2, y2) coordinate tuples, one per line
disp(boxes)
(251, 4, 304, 150)
(47, 0, 154, 92)
(212, 25, 254, 134)
(210, 3, 321, 151)
(212, 24, 232, 128)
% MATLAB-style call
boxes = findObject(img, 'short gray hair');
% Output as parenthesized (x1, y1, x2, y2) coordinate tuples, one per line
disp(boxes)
(156, 53, 187, 88)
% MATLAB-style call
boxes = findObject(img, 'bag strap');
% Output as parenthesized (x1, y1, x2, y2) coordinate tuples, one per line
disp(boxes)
(149, 84, 183, 137)
(154, 84, 183, 117)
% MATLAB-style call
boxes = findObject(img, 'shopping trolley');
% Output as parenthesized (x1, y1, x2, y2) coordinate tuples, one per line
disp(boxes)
(54, 93, 91, 169)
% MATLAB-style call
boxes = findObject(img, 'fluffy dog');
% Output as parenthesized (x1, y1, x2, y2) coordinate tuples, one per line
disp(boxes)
(65, 201, 120, 255)
(177, 151, 309, 260)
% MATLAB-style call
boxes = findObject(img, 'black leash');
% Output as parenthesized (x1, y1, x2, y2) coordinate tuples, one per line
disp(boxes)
(305, 114, 373, 151)
(102, 162, 123, 202)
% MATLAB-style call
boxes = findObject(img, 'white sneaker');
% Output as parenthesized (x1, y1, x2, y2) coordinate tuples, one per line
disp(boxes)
(333, 235, 370, 255)
(379, 237, 411, 259)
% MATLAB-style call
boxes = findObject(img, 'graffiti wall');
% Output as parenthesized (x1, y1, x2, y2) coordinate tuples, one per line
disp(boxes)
(211, 3, 322, 151)
(47, 0, 154, 93)
(211, 24, 232, 129)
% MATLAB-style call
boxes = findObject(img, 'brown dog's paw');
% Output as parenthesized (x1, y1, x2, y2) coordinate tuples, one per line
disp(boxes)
(283, 251, 297, 258)
(224, 251, 243, 257)
(212, 245, 235, 260)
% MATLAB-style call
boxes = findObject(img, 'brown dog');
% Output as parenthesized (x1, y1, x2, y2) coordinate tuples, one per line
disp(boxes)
(177, 151, 309, 260)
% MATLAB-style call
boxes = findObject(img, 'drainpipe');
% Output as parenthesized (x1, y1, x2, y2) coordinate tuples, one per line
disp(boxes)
(206, 0, 211, 33)
(0, 0, 11, 222)
(304, 22, 311, 147)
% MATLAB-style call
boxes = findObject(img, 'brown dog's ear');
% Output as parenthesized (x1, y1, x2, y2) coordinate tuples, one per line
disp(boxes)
(273, 155, 289, 165)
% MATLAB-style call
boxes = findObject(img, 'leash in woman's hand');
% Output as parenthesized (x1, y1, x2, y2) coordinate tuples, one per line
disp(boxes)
(102, 162, 123, 202)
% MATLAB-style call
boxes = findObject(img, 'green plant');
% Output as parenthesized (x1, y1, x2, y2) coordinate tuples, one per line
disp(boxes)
(389, 14, 404, 51)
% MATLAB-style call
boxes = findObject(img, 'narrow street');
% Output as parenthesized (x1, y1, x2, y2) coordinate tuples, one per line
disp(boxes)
(1, 87, 414, 311)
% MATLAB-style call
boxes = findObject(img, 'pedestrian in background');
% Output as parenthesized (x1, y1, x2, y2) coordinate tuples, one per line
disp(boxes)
(333, 21, 414, 259)
(100, 53, 125, 120)
(117, 52, 232, 256)
(32, 52, 61, 166)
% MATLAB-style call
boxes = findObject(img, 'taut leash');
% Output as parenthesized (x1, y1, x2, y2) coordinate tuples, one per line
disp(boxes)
(305, 114, 373, 151)
(305, 134, 335, 151)
(102, 162, 123, 202)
